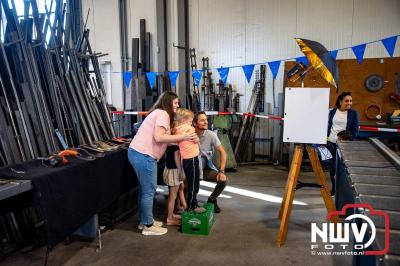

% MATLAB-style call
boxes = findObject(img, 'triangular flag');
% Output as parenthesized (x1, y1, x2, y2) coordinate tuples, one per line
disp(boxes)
(381, 36, 397, 57)
(242, 64, 255, 83)
(217, 67, 230, 86)
(351, 43, 367, 64)
(330, 50, 338, 60)
(168, 71, 180, 87)
(192, 70, 202, 86)
(268, 60, 281, 80)
(296, 56, 308, 66)
(123, 72, 132, 89)
(145, 72, 157, 88)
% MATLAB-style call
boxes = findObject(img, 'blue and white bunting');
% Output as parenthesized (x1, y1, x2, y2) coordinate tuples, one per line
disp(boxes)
(168, 71, 180, 87)
(145, 72, 157, 88)
(330, 50, 338, 60)
(192, 70, 202, 86)
(268, 60, 281, 80)
(123, 72, 132, 89)
(381, 36, 397, 57)
(351, 44, 367, 64)
(118, 35, 398, 88)
(217, 67, 230, 86)
(242, 64, 255, 83)
(296, 56, 309, 66)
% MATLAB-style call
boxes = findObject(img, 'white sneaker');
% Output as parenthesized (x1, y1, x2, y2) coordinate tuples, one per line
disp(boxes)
(142, 225, 168, 236)
(138, 219, 163, 230)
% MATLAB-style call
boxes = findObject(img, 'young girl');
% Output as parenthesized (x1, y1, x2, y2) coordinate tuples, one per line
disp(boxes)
(174, 108, 205, 213)
(163, 128, 187, 225)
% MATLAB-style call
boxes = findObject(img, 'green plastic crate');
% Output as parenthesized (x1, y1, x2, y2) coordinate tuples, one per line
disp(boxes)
(181, 203, 215, 235)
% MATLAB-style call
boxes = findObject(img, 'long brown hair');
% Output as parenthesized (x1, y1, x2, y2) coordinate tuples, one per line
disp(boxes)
(149, 91, 178, 123)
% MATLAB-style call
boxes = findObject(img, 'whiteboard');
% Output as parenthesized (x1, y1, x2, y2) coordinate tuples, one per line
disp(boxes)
(283, 87, 330, 144)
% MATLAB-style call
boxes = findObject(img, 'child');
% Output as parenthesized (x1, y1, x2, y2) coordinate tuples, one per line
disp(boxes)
(163, 142, 187, 226)
(174, 108, 205, 213)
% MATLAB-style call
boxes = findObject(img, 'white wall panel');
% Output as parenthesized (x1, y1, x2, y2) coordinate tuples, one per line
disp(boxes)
(189, 0, 247, 109)
(127, 0, 158, 71)
(81, 0, 160, 110)
(82, 0, 123, 109)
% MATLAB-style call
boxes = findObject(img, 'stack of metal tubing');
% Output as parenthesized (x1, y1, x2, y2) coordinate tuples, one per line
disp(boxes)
(0, 0, 115, 167)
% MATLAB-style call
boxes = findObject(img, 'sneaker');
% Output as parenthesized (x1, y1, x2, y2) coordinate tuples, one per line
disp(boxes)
(142, 225, 168, 236)
(138, 219, 163, 230)
(207, 198, 221, 213)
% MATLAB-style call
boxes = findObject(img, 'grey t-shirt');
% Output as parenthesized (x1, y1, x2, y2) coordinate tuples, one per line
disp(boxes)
(199, 130, 221, 169)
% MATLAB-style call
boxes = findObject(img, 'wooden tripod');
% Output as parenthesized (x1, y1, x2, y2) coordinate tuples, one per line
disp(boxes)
(276, 145, 339, 247)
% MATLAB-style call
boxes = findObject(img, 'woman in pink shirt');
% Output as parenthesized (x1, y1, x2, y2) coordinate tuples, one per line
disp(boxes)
(128, 92, 196, 235)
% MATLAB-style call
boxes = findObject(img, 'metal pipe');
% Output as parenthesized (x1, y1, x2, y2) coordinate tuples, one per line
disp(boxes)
(163, 0, 168, 72)
(184, 0, 190, 107)
(0, 40, 35, 158)
(118, 0, 128, 110)
(0, 67, 26, 160)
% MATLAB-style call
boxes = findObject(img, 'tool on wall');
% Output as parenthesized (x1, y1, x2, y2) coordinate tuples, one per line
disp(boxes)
(364, 74, 385, 92)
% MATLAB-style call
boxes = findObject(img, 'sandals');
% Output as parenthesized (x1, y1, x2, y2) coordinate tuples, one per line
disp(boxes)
(167, 218, 181, 226)
(175, 207, 185, 215)
(173, 214, 182, 220)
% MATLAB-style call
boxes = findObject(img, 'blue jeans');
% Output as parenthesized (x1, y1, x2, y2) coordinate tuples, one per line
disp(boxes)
(128, 148, 157, 225)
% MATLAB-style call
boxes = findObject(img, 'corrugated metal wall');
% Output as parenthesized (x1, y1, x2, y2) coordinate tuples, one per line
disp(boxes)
(189, 0, 400, 111)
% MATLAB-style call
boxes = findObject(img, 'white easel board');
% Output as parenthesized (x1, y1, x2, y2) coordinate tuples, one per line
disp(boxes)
(283, 87, 330, 144)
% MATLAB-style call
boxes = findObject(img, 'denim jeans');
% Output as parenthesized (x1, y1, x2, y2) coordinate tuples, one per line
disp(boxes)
(128, 148, 157, 225)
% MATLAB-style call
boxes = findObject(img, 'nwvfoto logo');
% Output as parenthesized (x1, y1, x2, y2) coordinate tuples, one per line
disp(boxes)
(311, 203, 390, 255)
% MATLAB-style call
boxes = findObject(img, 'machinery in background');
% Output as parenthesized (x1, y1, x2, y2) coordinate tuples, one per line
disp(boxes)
(212, 115, 237, 169)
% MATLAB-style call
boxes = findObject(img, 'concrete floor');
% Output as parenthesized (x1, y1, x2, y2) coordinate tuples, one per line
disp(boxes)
(2, 165, 352, 266)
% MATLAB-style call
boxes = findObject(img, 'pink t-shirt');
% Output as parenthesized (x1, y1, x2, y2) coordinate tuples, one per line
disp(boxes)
(129, 109, 170, 160)
(175, 123, 199, 159)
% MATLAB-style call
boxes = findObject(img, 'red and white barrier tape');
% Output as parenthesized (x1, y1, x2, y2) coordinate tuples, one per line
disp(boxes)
(359, 125, 400, 133)
(112, 111, 149, 116)
(112, 110, 284, 121)
(112, 111, 400, 133)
